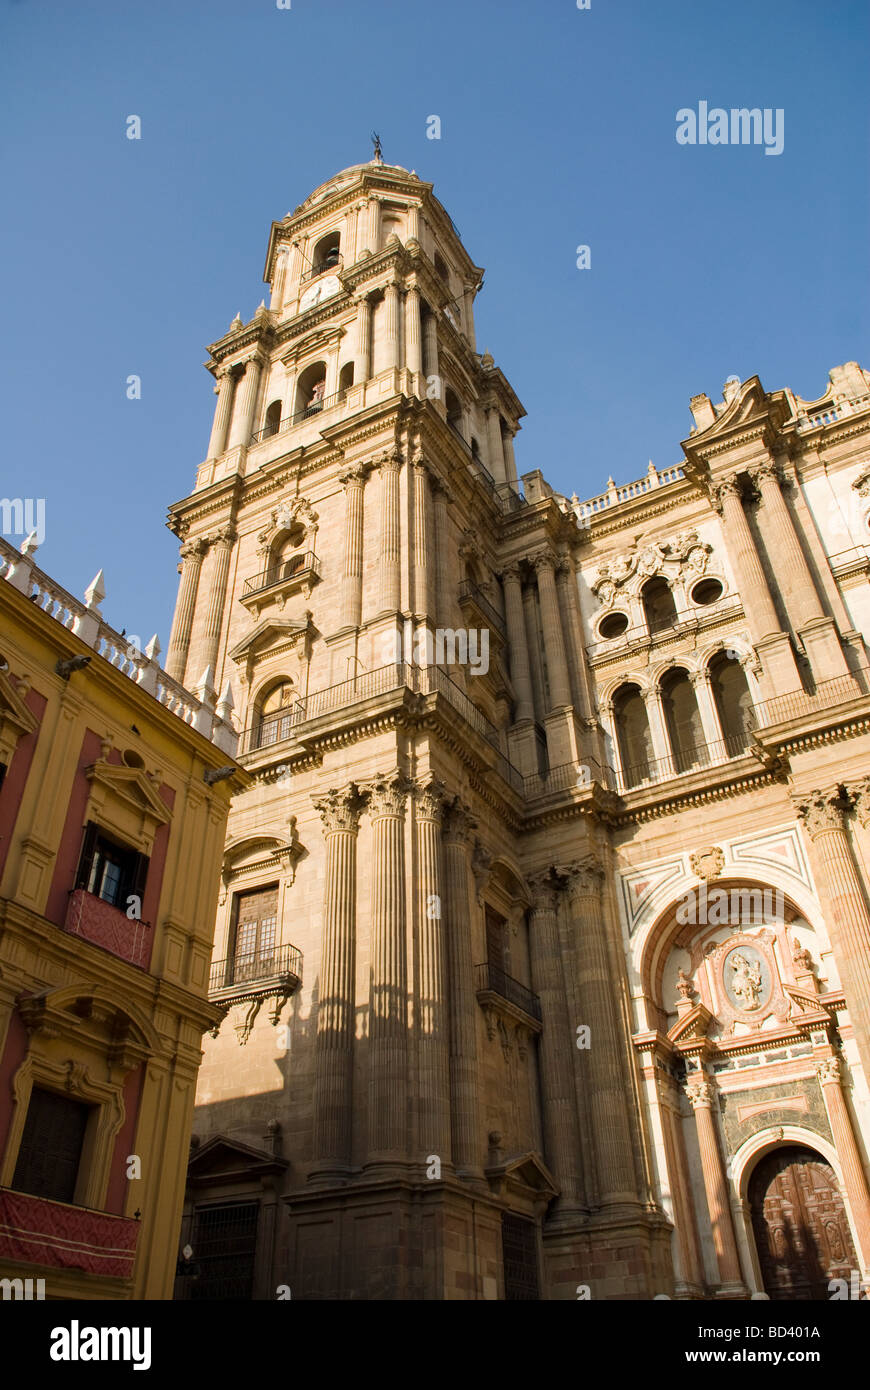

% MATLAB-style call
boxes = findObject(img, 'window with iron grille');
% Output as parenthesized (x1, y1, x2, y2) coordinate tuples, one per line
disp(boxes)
(12, 1087, 91, 1205)
(232, 885, 278, 983)
(501, 1212, 540, 1300)
(189, 1201, 259, 1300)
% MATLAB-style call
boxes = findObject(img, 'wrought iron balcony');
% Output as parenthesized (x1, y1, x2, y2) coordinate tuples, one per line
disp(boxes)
(64, 889, 152, 969)
(475, 962, 542, 1025)
(300, 254, 342, 283)
(249, 392, 344, 445)
(241, 552, 321, 600)
(752, 673, 867, 728)
(457, 580, 507, 638)
(208, 942, 303, 1005)
(618, 732, 755, 791)
(0, 1188, 139, 1279)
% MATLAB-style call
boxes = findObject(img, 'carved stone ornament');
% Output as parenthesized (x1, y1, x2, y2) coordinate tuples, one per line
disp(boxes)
(311, 783, 365, 834)
(689, 845, 725, 881)
(366, 771, 413, 819)
(816, 1056, 842, 1086)
(685, 1075, 715, 1109)
(676, 967, 695, 1002)
(793, 787, 847, 839)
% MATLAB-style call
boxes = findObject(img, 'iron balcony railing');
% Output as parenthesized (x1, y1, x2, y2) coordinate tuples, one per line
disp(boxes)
(209, 942, 302, 995)
(249, 392, 344, 445)
(242, 553, 321, 598)
(753, 673, 867, 729)
(618, 731, 756, 790)
(522, 758, 618, 797)
(300, 254, 342, 283)
(475, 962, 542, 1023)
(457, 580, 507, 637)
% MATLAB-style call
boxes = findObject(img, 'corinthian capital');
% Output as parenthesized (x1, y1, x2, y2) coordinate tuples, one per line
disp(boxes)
(793, 787, 847, 838)
(816, 1056, 842, 1086)
(849, 777, 870, 829)
(312, 784, 365, 834)
(531, 552, 556, 575)
(685, 1075, 716, 1109)
(708, 475, 742, 514)
(442, 796, 477, 845)
(179, 538, 207, 561)
(527, 869, 561, 913)
(557, 855, 605, 898)
(415, 779, 447, 823)
(500, 561, 523, 585)
(366, 771, 412, 819)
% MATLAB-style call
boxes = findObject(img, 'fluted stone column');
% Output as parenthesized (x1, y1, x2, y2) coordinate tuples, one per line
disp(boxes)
(367, 773, 411, 1167)
(413, 457, 432, 622)
(555, 556, 593, 720)
(379, 450, 402, 614)
(404, 285, 423, 378)
(527, 873, 582, 1213)
(486, 407, 507, 485)
(442, 798, 482, 1176)
(691, 670, 725, 753)
(750, 461, 849, 682)
(383, 280, 400, 371)
(661, 1097, 705, 1290)
(199, 526, 235, 679)
(207, 368, 237, 461)
(354, 295, 372, 385)
(432, 478, 451, 629)
(502, 429, 518, 486)
(415, 782, 451, 1165)
(340, 463, 369, 629)
(795, 789, 870, 1084)
(423, 313, 439, 384)
(523, 584, 546, 720)
(365, 195, 380, 255)
(227, 355, 262, 450)
(462, 283, 476, 350)
(816, 1055, 870, 1268)
(712, 476, 801, 690)
(407, 204, 420, 242)
(562, 858, 638, 1207)
(686, 1074, 745, 1294)
(165, 539, 206, 683)
(502, 564, 534, 723)
(310, 785, 365, 1177)
(269, 247, 289, 313)
(534, 555, 572, 711)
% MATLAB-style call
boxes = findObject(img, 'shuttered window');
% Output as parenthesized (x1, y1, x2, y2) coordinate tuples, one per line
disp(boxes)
(233, 886, 278, 979)
(76, 822, 149, 910)
(12, 1087, 91, 1205)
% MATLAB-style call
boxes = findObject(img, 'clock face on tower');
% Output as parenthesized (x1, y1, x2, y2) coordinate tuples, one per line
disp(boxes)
(299, 274, 340, 314)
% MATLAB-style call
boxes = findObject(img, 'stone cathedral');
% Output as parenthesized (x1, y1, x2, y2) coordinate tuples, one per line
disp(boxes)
(166, 154, 870, 1301)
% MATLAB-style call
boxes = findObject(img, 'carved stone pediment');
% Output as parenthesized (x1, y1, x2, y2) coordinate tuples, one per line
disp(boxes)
(0, 668, 38, 765)
(229, 616, 312, 670)
(483, 1149, 559, 1206)
(85, 761, 173, 832)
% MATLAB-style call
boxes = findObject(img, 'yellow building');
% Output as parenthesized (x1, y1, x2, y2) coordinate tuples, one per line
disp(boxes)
(0, 537, 246, 1298)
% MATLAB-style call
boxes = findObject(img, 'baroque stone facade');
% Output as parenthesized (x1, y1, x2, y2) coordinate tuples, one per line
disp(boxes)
(169, 155, 870, 1300)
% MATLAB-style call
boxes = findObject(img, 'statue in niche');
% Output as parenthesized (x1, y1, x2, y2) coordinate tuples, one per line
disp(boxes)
(728, 950, 764, 1011)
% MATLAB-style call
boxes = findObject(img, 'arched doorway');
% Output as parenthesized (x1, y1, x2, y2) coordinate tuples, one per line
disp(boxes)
(749, 1145, 857, 1299)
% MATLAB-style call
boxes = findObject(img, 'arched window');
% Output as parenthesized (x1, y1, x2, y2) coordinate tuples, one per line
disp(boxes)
(256, 680, 296, 749)
(311, 231, 340, 276)
(295, 361, 327, 418)
(613, 683, 653, 787)
(434, 252, 450, 285)
(338, 361, 354, 396)
(444, 387, 463, 437)
(263, 400, 282, 439)
(660, 667, 706, 775)
(709, 651, 756, 755)
(269, 525, 306, 584)
(642, 577, 678, 636)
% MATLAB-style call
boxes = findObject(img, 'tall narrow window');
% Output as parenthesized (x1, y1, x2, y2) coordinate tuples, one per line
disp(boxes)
(189, 1202, 259, 1301)
(232, 885, 278, 984)
(12, 1087, 91, 1204)
(485, 905, 508, 975)
(263, 400, 282, 438)
(501, 1213, 540, 1300)
(641, 577, 678, 636)
(613, 683, 653, 787)
(76, 823, 149, 910)
(710, 651, 756, 755)
(256, 680, 296, 748)
(660, 668, 706, 774)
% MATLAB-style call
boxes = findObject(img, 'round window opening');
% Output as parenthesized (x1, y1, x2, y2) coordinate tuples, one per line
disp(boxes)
(691, 578, 724, 606)
(123, 749, 145, 769)
(598, 611, 629, 640)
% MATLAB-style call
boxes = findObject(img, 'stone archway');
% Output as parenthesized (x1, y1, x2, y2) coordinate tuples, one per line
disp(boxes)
(748, 1144, 858, 1299)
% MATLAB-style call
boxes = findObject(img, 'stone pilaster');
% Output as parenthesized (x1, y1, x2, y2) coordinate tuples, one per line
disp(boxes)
(366, 772, 412, 1169)
(404, 286, 423, 379)
(442, 797, 482, 1176)
(502, 564, 534, 723)
(383, 279, 400, 372)
(685, 1074, 745, 1295)
(415, 782, 451, 1167)
(413, 456, 432, 622)
(339, 462, 370, 629)
(533, 554, 572, 711)
(310, 784, 365, 1178)
(353, 295, 372, 385)
(562, 856, 639, 1209)
(749, 461, 850, 682)
(269, 247, 289, 313)
(378, 449, 402, 615)
(485, 407, 506, 484)
(227, 355, 262, 450)
(555, 555, 593, 721)
(206, 368, 236, 460)
(165, 538, 206, 683)
(527, 872, 582, 1215)
(711, 475, 801, 692)
(199, 526, 235, 680)
(795, 788, 870, 1085)
(423, 313, 439, 384)
(432, 477, 452, 630)
(816, 1055, 870, 1271)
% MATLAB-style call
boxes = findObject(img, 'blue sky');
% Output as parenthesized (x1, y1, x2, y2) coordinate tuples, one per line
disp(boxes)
(1, 0, 868, 646)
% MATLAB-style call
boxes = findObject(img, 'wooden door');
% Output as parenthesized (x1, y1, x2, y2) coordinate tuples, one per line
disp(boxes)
(749, 1145, 857, 1299)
